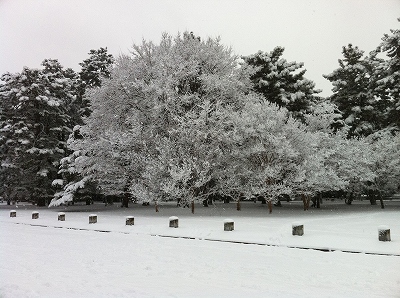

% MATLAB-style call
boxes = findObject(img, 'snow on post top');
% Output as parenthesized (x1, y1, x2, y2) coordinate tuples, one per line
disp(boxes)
(292, 222, 303, 227)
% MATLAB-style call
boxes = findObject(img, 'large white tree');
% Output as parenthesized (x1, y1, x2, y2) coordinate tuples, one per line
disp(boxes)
(365, 130, 400, 208)
(50, 32, 253, 206)
(50, 31, 380, 210)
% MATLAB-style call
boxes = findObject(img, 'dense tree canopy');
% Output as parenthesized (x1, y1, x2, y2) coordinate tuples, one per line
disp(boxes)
(1, 28, 398, 210)
(324, 20, 400, 136)
(0, 48, 114, 204)
(0, 60, 75, 201)
(373, 18, 400, 129)
(243, 47, 321, 120)
(323, 44, 384, 137)
(49, 32, 387, 209)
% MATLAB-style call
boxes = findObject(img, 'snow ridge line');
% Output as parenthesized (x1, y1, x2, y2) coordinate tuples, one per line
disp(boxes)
(4, 221, 400, 257)
(154, 234, 400, 257)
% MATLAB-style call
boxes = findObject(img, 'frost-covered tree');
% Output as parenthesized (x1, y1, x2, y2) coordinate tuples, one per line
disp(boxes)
(49, 48, 115, 206)
(49, 32, 387, 210)
(324, 44, 389, 137)
(221, 97, 300, 204)
(243, 47, 321, 120)
(221, 98, 355, 212)
(365, 130, 400, 208)
(292, 103, 346, 208)
(0, 60, 75, 203)
(373, 19, 400, 130)
(50, 32, 253, 206)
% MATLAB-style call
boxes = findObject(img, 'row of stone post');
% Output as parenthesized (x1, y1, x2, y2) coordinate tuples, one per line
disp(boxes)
(8, 210, 392, 241)
(290, 222, 391, 241)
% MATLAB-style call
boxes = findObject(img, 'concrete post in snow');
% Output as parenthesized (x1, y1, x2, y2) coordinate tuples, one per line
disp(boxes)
(32, 211, 39, 219)
(224, 219, 234, 231)
(89, 214, 97, 224)
(126, 216, 134, 225)
(292, 222, 304, 236)
(10, 210, 16, 217)
(169, 216, 179, 228)
(58, 212, 65, 221)
(378, 225, 391, 241)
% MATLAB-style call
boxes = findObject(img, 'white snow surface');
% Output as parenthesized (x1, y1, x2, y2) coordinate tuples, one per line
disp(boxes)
(1, 200, 400, 297)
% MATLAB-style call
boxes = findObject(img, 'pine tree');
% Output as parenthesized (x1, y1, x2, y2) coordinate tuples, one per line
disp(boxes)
(324, 44, 388, 137)
(243, 46, 321, 120)
(50, 48, 115, 206)
(0, 60, 75, 203)
(373, 18, 400, 130)
(76, 47, 115, 118)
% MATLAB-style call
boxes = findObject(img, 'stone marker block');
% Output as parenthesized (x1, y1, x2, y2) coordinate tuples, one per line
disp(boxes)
(10, 210, 16, 217)
(89, 214, 97, 224)
(224, 219, 234, 231)
(169, 216, 179, 228)
(126, 216, 135, 226)
(32, 211, 39, 219)
(292, 222, 304, 236)
(378, 225, 391, 242)
(58, 212, 65, 221)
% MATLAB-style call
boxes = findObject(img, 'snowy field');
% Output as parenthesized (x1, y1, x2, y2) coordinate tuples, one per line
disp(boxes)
(1, 200, 399, 297)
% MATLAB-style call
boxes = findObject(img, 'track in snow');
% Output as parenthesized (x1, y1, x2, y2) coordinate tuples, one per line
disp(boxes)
(6, 221, 400, 257)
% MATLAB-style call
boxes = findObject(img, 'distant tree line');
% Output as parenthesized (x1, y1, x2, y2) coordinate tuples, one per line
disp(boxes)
(1, 20, 399, 211)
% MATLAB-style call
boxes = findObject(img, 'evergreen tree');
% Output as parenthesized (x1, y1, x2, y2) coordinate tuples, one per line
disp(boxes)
(0, 60, 75, 203)
(50, 48, 115, 205)
(79, 47, 115, 88)
(373, 18, 400, 130)
(324, 44, 389, 137)
(76, 47, 115, 118)
(243, 46, 321, 120)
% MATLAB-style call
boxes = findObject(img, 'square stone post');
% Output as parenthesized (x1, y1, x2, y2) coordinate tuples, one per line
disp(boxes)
(89, 214, 97, 224)
(224, 219, 234, 231)
(58, 212, 65, 221)
(292, 222, 304, 236)
(169, 216, 179, 228)
(378, 225, 391, 241)
(126, 216, 135, 225)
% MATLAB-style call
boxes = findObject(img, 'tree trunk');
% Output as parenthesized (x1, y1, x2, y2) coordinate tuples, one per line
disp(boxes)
(302, 194, 311, 211)
(191, 201, 195, 214)
(121, 196, 129, 208)
(237, 200, 241, 211)
(368, 189, 377, 205)
(268, 200, 272, 214)
(379, 192, 384, 209)
(316, 193, 321, 208)
(345, 192, 353, 205)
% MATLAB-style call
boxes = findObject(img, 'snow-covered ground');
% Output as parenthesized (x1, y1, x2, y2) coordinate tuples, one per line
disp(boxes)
(1, 200, 399, 297)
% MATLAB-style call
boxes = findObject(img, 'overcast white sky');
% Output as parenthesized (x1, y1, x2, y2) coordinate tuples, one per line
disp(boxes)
(1, 0, 399, 96)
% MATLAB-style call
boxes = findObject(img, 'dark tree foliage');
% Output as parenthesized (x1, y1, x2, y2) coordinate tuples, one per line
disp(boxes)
(0, 60, 74, 201)
(324, 19, 400, 137)
(243, 46, 321, 120)
(0, 48, 115, 203)
(373, 18, 400, 130)
(323, 44, 386, 137)
(74, 47, 115, 118)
